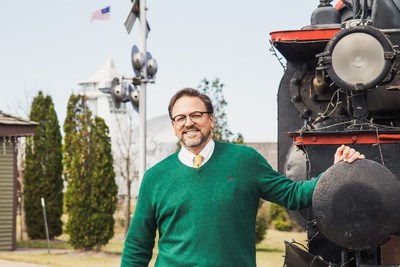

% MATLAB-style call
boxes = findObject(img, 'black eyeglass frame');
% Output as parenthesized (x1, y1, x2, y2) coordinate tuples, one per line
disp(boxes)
(171, 111, 213, 124)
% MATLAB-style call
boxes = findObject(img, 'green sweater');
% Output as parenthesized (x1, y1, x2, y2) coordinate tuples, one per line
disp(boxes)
(121, 142, 318, 267)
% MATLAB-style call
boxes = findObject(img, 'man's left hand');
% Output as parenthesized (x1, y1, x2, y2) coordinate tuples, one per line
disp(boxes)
(334, 145, 365, 164)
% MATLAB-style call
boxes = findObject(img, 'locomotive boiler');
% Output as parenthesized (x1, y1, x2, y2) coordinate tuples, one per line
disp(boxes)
(270, 0, 400, 265)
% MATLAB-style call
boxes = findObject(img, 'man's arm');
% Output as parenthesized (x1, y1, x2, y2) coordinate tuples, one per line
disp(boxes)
(256, 145, 365, 210)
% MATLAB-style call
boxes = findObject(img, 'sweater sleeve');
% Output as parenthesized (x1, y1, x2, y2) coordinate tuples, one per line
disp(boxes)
(251, 149, 320, 210)
(121, 175, 157, 267)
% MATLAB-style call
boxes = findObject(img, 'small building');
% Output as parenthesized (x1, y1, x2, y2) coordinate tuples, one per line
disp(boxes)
(0, 111, 37, 250)
(246, 142, 277, 169)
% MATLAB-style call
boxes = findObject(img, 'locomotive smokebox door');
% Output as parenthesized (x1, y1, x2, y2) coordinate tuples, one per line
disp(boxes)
(312, 159, 400, 251)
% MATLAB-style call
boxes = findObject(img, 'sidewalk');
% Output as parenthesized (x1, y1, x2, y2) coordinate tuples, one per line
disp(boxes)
(0, 259, 51, 267)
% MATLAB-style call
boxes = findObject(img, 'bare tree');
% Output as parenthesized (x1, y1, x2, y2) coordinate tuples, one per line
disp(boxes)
(113, 108, 139, 235)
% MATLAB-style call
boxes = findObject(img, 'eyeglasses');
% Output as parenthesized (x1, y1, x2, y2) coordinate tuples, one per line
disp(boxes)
(171, 111, 212, 126)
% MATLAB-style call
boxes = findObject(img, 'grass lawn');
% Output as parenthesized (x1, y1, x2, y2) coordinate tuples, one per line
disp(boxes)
(0, 229, 307, 267)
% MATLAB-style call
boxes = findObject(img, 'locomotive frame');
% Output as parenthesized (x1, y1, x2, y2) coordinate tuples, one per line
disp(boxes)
(270, 0, 400, 266)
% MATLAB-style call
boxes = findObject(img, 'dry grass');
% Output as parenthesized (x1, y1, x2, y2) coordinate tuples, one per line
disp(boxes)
(0, 229, 306, 267)
(1, 212, 308, 267)
(0, 251, 121, 267)
(256, 229, 307, 267)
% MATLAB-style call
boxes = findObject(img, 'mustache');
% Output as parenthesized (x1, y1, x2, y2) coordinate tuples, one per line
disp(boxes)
(183, 126, 200, 132)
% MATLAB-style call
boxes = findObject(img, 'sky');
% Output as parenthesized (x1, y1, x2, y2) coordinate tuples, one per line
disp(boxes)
(0, 1, 338, 142)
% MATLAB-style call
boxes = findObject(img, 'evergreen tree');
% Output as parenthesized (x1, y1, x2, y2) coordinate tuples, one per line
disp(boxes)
(87, 116, 118, 248)
(24, 91, 63, 239)
(63, 94, 117, 250)
(63, 94, 91, 249)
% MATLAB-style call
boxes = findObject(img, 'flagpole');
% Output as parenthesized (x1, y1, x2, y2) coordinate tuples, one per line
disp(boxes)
(107, 9, 113, 57)
(138, 0, 147, 184)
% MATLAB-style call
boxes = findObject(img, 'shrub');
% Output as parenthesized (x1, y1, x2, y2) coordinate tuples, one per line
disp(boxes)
(269, 203, 293, 232)
(255, 200, 268, 243)
(272, 220, 292, 232)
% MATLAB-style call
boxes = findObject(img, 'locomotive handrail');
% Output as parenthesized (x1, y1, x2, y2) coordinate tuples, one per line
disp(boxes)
(289, 132, 400, 145)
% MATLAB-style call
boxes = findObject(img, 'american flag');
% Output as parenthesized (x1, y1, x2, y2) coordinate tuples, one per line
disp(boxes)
(90, 6, 111, 22)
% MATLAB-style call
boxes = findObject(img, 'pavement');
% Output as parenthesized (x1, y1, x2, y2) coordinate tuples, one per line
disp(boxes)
(0, 259, 51, 267)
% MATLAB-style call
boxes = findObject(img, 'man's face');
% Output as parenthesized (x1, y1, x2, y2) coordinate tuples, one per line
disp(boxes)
(171, 96, 214, 153)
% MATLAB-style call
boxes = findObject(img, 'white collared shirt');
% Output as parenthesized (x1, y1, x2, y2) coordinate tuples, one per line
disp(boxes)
(178, 139, 215, 168)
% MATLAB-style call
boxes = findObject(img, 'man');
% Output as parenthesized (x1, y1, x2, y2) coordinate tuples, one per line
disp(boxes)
(121, 88, 364, 267)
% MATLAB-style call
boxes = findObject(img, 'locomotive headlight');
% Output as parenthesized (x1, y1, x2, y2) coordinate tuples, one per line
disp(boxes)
(333, 33, 384, 85)
(321, 25, 396, 91)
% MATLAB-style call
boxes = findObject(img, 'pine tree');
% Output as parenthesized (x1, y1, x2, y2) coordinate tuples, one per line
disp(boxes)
(63, 94, 91, 249)
(63, 94, 117, 250)
(24, 91, 63, 239)
(87, 116, 118, 248)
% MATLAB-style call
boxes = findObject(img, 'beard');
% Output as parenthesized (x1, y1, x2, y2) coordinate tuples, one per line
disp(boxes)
(180, 126, 211, 148)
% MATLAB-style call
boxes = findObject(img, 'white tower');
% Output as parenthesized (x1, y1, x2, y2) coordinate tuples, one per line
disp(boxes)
(78, 56, 127, 123)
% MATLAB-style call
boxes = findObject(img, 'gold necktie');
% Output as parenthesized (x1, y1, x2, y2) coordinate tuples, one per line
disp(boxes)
(193, 154, 204, 168)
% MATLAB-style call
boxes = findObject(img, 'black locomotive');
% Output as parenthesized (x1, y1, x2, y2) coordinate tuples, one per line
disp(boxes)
(270, 0, 400, 265)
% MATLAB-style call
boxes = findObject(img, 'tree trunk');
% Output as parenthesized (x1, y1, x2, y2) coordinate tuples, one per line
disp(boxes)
(125, 178, 132, 236)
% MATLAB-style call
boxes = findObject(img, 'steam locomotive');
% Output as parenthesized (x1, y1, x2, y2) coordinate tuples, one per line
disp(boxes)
(270, 0, 400, 265)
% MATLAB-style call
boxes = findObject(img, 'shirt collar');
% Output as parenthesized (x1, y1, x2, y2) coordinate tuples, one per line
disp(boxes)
(178, 139, 215, 167)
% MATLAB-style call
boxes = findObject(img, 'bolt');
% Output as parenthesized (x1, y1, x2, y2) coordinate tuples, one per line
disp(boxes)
(303, 108, 311, 116)
(291, 95, 300, 102)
